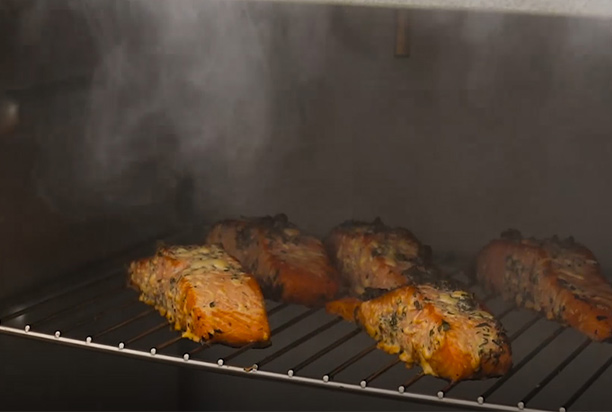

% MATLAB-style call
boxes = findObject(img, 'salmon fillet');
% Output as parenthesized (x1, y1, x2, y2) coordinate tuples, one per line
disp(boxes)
(476, 229, 612, 342)
(327, 284, 512, 381)
(325, 218, 512, 381)
(207, 214, 340, 306)
(325, 218, 437, 295)
(129, 244, 270, 346)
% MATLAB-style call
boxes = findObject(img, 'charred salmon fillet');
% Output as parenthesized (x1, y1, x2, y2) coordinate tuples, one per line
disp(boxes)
(327, 283, 512, 382)
(325, 218, 437, 295)
(129, 244, 270, 346)
(476, 229, 612, 342)
(207, 214, 340, 306)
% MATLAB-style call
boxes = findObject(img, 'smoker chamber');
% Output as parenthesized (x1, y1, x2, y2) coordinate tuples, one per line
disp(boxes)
(1, 228, 610, 412)
(3, 0, 612, 410)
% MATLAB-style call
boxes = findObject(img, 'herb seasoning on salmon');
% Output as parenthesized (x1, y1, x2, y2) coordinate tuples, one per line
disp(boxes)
(325, 219, 512, 381)
(207, 214, 340, 306)
(324, 218, 437, 295)
(326, 283, 512, 382)
(476, 229, 612, 342)
(129, 244, 270, 346)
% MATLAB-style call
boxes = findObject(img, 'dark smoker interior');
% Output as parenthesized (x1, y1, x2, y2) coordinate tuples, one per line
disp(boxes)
(1, 0, 612, 410)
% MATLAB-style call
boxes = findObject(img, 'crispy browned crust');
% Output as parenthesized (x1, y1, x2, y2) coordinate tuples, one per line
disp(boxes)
(129, 244, 270, 346)
(327, 285, 512, 382)
(207, 214, 340, 306)
(325, 218, 436, 296)
(476, 229, 612, 342)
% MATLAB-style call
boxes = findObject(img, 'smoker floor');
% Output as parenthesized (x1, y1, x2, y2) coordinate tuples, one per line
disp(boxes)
(1, 243, 611, 412)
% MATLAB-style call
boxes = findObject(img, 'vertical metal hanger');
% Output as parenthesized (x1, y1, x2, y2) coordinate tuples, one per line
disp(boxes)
(394, 9, 411, 58)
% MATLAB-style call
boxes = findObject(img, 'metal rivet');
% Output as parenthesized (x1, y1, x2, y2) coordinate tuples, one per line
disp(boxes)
(398, 386, 405, 393)
(54, 331, 61, 338)
(322, 375, 329, 382)
(518, 402, 525, 410)
(183, 354, 189, 361)
(360, 380, 367, 388)
(437, 391, 444, 399)
(559, 408, 566, 412)
(86, 336, 92, 344)
(477, 396, 484, 405)
(287, 370, 294, 377)
(24, 325, 30, 332)
(150, 348, 157, 355)
(217, 359, 224, 366)
(118, 342, 125, 350)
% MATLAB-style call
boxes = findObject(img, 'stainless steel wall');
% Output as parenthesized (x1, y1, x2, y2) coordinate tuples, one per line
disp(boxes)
(0, 3, 187, 303)
(209, 4, 612, 269)
(1, 1, 612, 410)
(3, 1, 612, 296)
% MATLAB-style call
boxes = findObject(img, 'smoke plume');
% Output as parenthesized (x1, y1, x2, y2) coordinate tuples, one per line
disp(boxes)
(26, 0, 332, 222)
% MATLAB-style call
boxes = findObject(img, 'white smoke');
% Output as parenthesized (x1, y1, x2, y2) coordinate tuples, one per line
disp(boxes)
(22, 0, 335, 222)
(76, 0, 274, 212)
(19, 2, 612, 265)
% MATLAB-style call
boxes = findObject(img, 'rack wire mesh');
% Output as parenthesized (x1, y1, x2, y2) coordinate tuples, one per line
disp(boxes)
(1, 242, 611, 412)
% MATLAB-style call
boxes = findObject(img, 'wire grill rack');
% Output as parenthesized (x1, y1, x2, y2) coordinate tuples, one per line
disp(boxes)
(1, 245, 611, 412)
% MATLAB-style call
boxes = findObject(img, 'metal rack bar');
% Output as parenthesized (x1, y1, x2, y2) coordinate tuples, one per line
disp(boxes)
(29, 284, 126, 327)
(496, 305, 516, 320)
(219, 307, 320, 365)
(508, 315, 541, 341)
(0, 325, 551, 412)
(125, 321, 169, 345)
(0, 227, 188, 321)
(559, 353, 612, 412)
(323, 343, 378, 382)
(1, 270, 122, 322)
(63, 298, 139, 334)
(3, 249, 609, 412)
(266, 302, 290, 317)
(156, 335, 183, 351)
(438, 379, 459, 397)
(360, 359, 401, 387)
(268, 308, 320, 335)
(479, 326, 566, 403)
(214, 345, 253, 365)
(187, 340, 213, 356)
(519, 338, 592, 408)
(288, 328, 362, 376)
(251, 317, 343, 370)
(398, 372, 424, 392)
(92, 308, 155, 339)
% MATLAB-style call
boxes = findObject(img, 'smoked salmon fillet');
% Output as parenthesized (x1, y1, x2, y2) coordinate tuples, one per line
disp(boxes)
(326, 284, 512, 382)
(476, 229, 612, 342)
(207, 214, 340, 306)
(325, 218, 512, 381)
(129, 244, 270, 346)
(324, 218, 438, 295)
